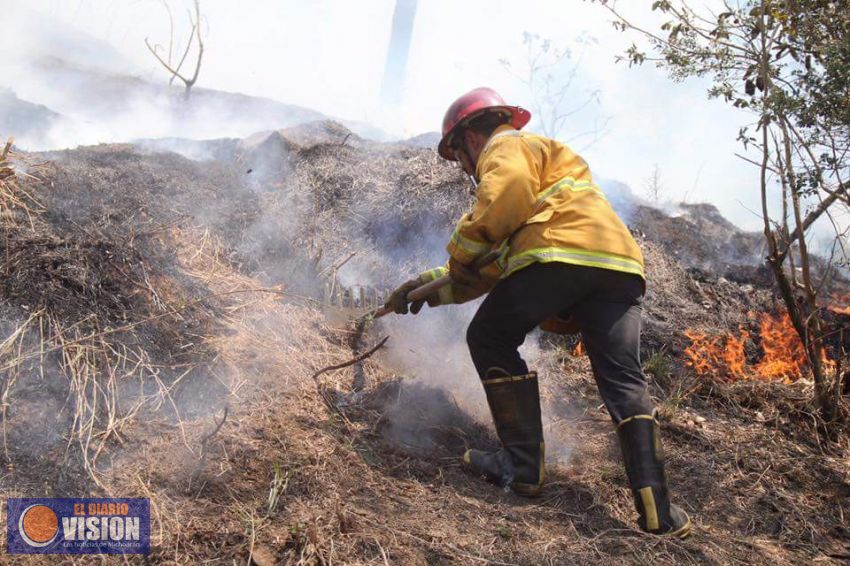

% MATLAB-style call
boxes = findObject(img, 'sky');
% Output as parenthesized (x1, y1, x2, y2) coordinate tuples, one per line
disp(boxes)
(5, 0, 784, 231)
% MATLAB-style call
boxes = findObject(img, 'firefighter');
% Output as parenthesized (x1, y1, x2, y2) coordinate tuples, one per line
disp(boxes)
(385, 87, 690, 538)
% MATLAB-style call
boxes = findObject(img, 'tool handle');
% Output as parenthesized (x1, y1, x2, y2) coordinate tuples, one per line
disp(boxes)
(372, 305, 393, 319)
(405, 275, 450, 302)
(373, 250, 502, 319)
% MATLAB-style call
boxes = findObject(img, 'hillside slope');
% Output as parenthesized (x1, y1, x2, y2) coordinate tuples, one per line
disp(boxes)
(0, 124, 847, 564)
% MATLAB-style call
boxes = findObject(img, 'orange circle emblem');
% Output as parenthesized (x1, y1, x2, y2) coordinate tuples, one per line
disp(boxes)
(20, 505, 58, 544)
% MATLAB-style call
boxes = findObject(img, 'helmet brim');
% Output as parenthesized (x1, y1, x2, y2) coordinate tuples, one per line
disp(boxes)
(437, 106, 531, 161)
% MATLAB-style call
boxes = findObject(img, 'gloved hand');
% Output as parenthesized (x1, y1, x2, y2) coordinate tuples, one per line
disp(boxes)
(384, 277, 426, 315)
(449, 258, 480, 286)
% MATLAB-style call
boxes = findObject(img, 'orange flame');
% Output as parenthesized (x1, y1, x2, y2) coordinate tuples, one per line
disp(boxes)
(683, 327, 748, 381)
(684, 311, 836, 382)
(572, 340, 585, 356)
(753, 312, 807, 380)
(828, 293, 850, 315)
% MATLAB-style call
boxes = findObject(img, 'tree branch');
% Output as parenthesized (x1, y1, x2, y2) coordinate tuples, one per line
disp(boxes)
(311, 336, 389, 381)
(145, 37, 189, 84)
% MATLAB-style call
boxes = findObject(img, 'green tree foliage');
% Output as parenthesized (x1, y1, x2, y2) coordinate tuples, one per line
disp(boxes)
(592, 0, 849, 421)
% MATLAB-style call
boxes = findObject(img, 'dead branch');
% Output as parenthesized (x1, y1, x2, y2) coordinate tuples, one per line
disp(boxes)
(1, 137, 13, 160)
(310, 335, 389, 425)
(189, 406, 229, 489)
(199, 405, 229, 449)
(318, 251, 356, 277)
(501, 34, 609, 148)
(311, 335, 389, 381)
(145, 0, 205, 98)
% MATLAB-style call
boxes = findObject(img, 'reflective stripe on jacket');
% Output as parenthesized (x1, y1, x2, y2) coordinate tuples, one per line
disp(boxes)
(422, 124, 644, 306)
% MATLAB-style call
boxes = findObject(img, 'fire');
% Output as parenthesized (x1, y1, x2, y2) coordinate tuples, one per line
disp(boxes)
(753, 312, 807, 380)
(572, 340, 585, 356)
(684, 311, 836, 382)
(828, 293, 850, 315)
(683, 327, 747, 381)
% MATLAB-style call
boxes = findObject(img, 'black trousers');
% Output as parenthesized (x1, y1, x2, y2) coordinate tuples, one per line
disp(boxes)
(466, 262, 653, 423)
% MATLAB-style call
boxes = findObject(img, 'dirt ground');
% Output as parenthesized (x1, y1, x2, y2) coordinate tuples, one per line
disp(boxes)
(0, 123, 847, 564)
(103, 320, 850, 564)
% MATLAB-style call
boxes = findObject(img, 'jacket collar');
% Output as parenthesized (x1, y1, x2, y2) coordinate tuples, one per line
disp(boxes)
(476, 124, 523, 178)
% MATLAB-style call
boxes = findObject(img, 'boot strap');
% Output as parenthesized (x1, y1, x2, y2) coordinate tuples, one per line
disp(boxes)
(482, 371, 537, 386)
(638, 486, 660, 531)
(617, 411, 658, 428)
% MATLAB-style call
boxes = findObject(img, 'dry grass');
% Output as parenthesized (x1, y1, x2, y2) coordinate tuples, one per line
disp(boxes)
(0, 144, 289, 493)
(86, 319, 847, 564)
(0, 137, 45, 228)
(0, 125, 846, 564)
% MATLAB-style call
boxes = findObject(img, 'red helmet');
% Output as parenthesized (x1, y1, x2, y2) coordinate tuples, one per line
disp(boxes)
(437, 87, 531, 161)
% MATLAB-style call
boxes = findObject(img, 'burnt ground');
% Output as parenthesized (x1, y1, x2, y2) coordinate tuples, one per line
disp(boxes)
(0, 122, 847, 564)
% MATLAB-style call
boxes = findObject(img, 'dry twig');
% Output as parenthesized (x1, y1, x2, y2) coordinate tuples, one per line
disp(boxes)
(311, 335, 389, 381)
(189, 405, 229, 489)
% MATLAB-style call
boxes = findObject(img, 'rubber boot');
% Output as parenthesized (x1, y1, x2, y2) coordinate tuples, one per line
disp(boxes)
(463, 367, 545, 497)
(616, 412, 692, 538)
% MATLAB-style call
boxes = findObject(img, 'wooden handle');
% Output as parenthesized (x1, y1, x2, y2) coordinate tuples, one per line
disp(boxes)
(371, 305, 392, 318)
(372, 250, 502, 319)
(407, 276, 450, 302)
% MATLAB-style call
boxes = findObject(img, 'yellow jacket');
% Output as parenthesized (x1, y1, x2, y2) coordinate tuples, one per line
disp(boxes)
(423, 124, 644, 306)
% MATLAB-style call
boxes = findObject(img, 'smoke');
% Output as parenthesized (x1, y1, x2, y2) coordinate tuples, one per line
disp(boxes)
(186, 120, 585, 464)
(377, 295, 576, 464)
(0, 2, 590, 477)
(0, 4, 378, 151)
(596, 176, 637, 225)
(135, 136, 237, 162)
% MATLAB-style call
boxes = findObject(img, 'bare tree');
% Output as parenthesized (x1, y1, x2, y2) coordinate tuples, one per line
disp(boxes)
(500, 33, 611, 150)
(145, 0, 205, 99)
(644, 163, 665, 205)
